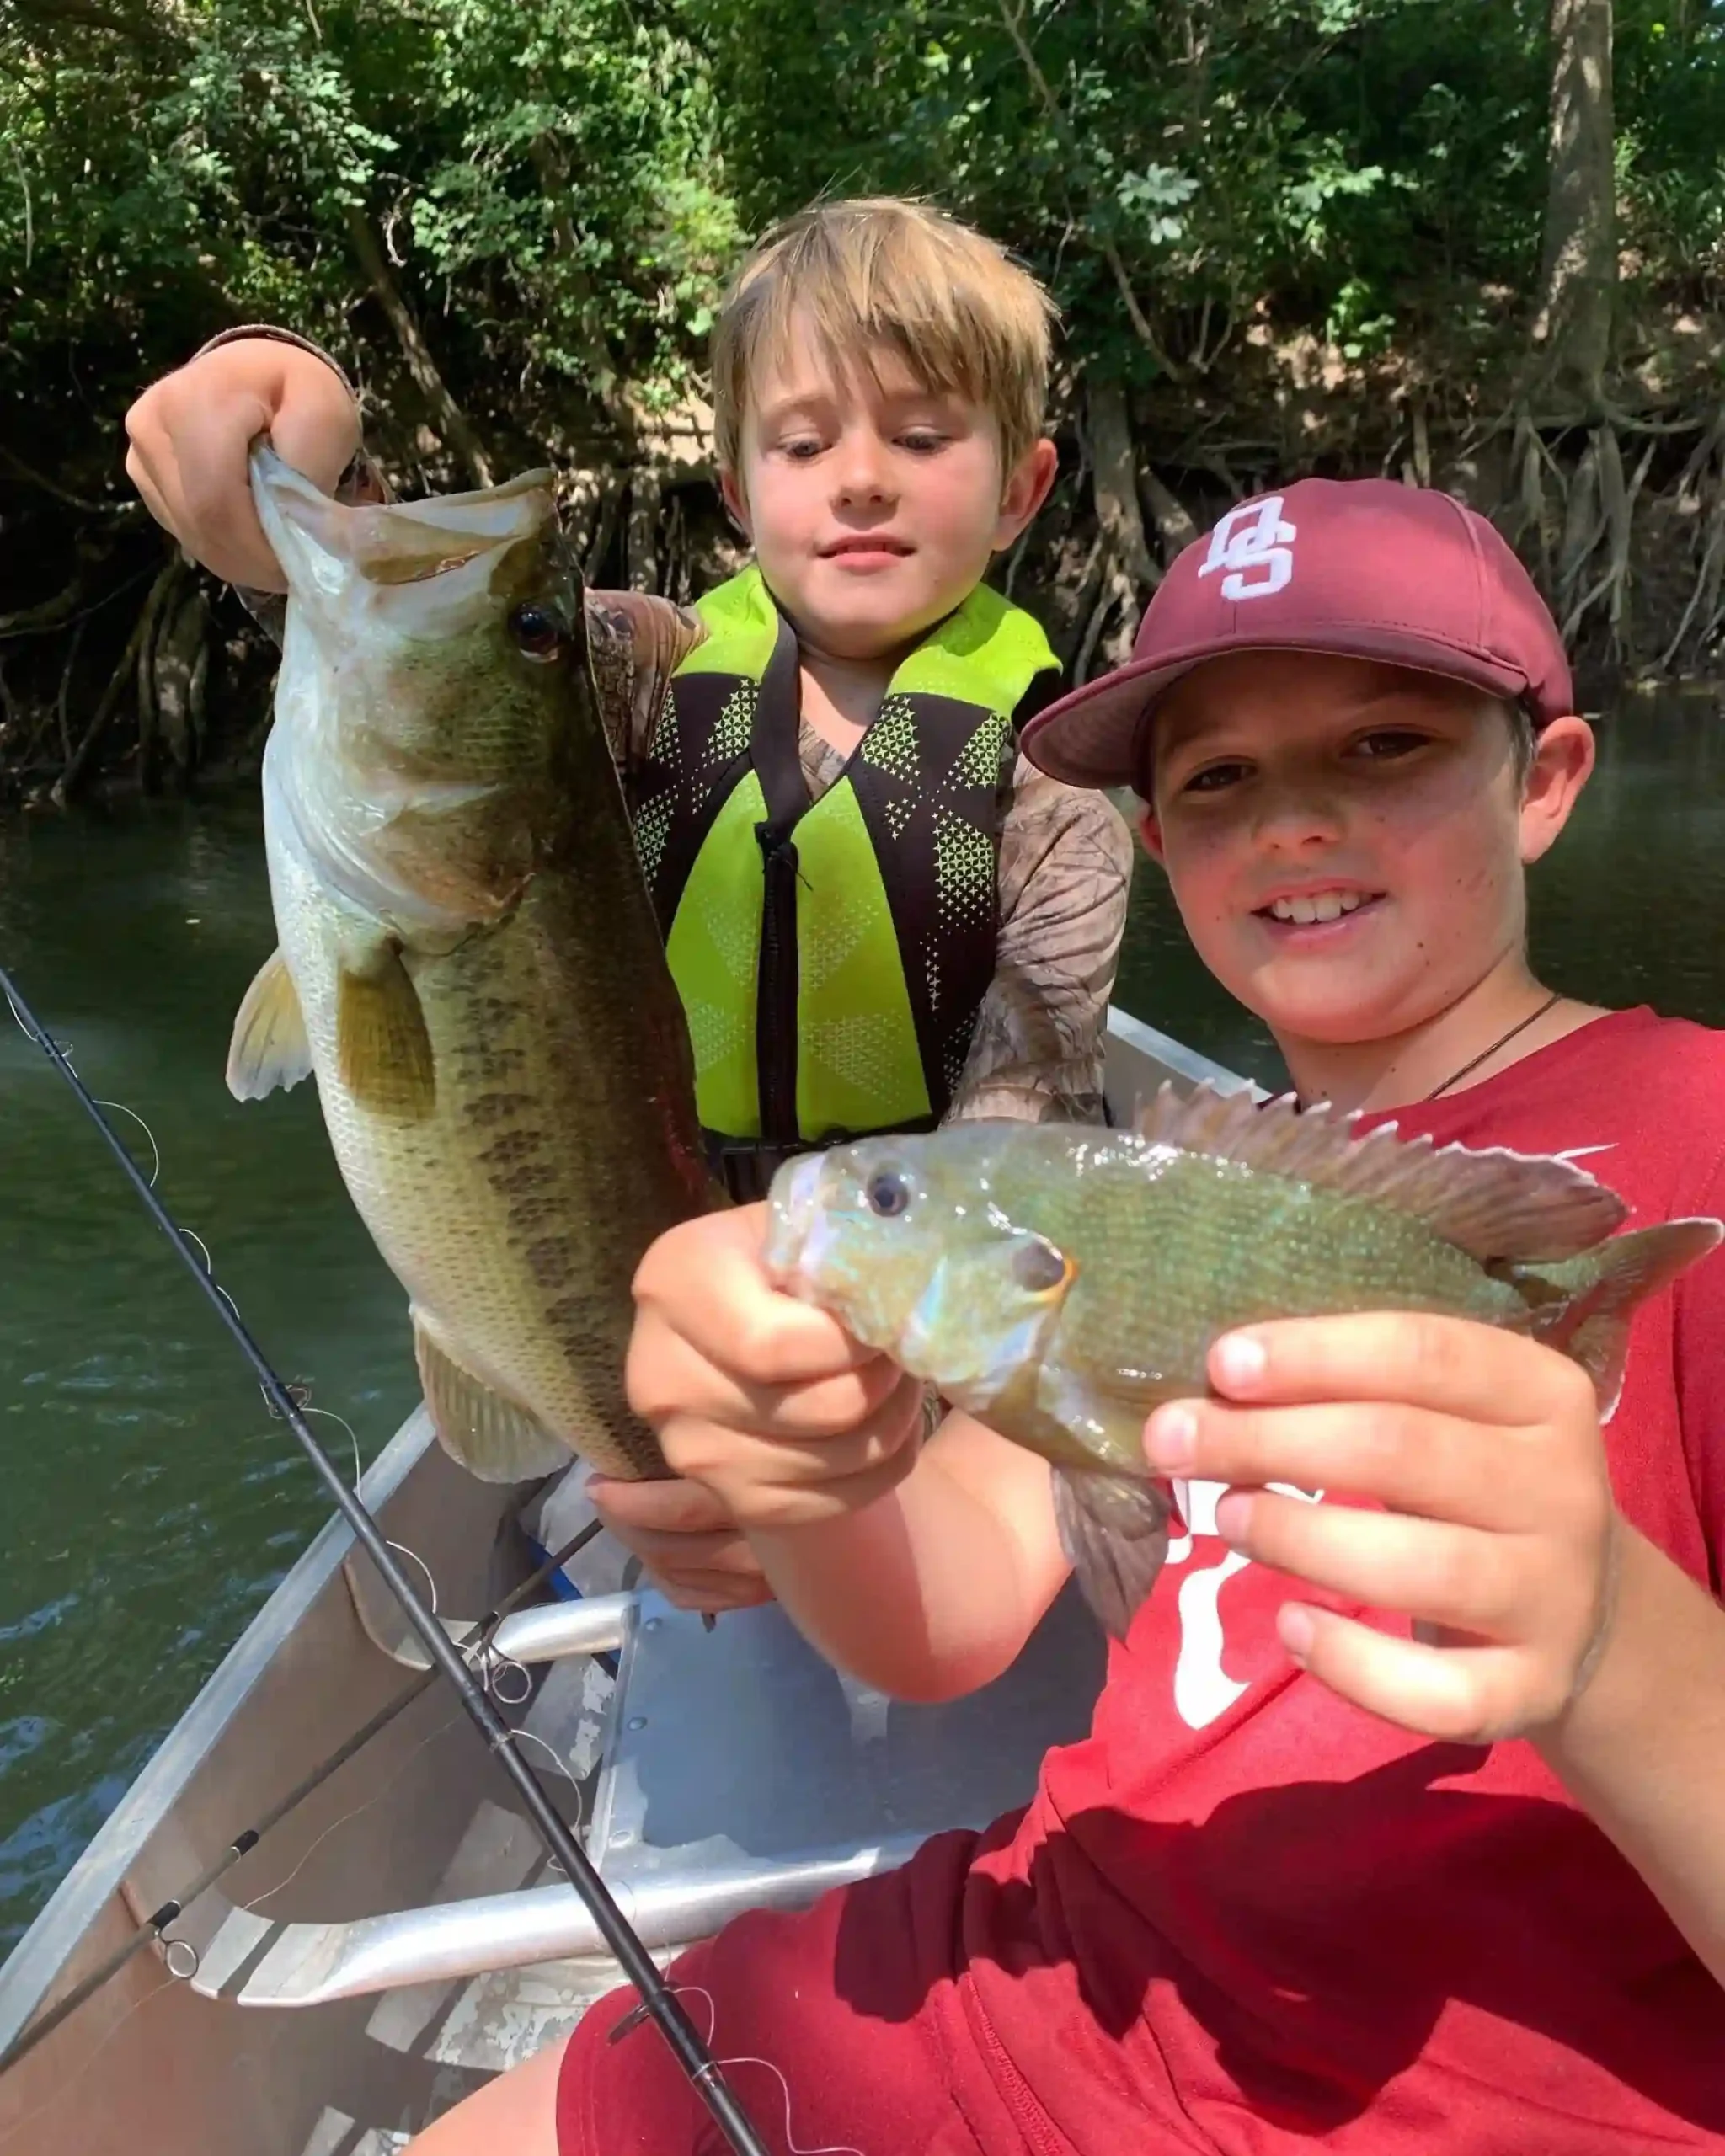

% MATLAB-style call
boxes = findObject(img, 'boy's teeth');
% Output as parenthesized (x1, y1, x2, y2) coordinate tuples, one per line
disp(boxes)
(1268, 891, 1366, 925)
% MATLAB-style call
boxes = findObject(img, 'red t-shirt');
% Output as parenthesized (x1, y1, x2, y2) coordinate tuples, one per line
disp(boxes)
(562, 1008, 1725, 2155)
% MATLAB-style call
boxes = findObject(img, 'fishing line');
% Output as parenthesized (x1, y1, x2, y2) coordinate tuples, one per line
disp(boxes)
(0, 1969, 179, 2154)
(0, 1518, 602, 2078)
(0, 963, 773, 2156)
(611, 1983, 868, 2156)
(302, 1404, 365, 1491)
(235, 1708, 465, 1919)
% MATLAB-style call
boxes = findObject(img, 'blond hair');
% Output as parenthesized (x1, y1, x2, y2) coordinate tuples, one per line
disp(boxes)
(711, 197, 1057, 478)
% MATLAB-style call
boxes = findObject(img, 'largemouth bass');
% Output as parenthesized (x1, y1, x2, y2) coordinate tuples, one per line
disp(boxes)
(227, 447, 713, 1484)
(766, 1082, 1722, 1636)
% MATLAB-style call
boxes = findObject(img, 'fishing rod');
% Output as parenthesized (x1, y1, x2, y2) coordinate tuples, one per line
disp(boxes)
(0, 1518, 601, 2079)
(0, 963, 773, 2156)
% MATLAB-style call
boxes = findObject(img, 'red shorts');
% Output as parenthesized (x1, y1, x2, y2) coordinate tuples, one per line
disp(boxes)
(554, 1826, 1059, 2156)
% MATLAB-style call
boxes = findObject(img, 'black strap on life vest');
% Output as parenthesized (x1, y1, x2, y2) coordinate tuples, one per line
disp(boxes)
(748, 612, 809, 1152)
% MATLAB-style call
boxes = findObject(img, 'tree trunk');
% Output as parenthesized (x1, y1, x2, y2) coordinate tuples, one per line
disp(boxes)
(1078, 380, 1160, 679)
(344, 206, 494, 488)
(1531, 0, 1615, 411)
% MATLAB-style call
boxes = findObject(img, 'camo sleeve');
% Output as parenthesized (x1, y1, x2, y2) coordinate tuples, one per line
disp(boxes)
(945, 760, 1135, 1129)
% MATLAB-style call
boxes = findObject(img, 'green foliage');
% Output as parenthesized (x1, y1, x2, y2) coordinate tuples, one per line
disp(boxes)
(0, 0, 739, 463)
(1, 0, 1719, 483)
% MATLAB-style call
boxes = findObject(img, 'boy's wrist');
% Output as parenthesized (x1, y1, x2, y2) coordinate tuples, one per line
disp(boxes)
(1531, 1519, 1679, 1768)
(191, 324, 356, 404)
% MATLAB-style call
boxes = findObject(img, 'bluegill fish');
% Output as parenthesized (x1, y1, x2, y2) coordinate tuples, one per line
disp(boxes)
(227, 448, 713, 1484)
(765, 1084, 1722, 1636)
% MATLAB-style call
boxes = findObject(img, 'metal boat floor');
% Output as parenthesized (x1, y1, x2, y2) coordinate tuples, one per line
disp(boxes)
(303, 1582, 1105, 2090)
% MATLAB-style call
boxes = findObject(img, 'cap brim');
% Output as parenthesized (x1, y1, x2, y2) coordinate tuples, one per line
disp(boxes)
(1021, 630, 1534, 790)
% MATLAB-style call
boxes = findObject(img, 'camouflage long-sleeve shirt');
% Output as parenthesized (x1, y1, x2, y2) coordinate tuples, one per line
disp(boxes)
(206, 328, 1135, 1128)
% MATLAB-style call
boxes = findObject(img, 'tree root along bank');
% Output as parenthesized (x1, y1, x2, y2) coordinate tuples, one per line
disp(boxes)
(3, 361, 1722, 809)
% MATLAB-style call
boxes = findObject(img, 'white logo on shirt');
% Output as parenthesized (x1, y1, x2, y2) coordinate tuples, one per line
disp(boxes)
(1199, 496, 1298, 601)
(1167, 1476, 1323, 1729)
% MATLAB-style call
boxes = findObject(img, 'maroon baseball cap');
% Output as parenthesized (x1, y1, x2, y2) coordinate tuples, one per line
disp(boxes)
(1022, 478, 1573, 790)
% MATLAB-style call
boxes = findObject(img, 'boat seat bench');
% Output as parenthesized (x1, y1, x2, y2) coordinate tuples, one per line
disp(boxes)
(209, 1581, 1107, 2009)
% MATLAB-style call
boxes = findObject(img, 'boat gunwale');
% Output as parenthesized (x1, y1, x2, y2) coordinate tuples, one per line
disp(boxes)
(0, 1009, 1255, 2052)
(0, 1407, 439, 2051)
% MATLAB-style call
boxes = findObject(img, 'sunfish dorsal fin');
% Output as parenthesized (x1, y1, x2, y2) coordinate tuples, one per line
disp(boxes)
(1136, 1081, 1626, 1262)
(227, 948, 313, 1100)
(413, 1316, 573, 1484)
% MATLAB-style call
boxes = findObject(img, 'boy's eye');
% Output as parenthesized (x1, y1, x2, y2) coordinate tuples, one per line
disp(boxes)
(1352, 728, 1434, 760)
(1180, 760, 1252, 795)
(900, 430, 948, 455)
(779, 436, 825, 462)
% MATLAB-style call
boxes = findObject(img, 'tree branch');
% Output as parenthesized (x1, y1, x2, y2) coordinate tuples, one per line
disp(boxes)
(344, 205, 494, 489)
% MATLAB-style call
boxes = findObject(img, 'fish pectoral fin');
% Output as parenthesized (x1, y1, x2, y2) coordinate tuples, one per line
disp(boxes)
(1053, 1468, 1172, 1643)
(227, 949, 313, 1101)
(336, 942, 435, 1120)
(413, 1318, 573, 1484)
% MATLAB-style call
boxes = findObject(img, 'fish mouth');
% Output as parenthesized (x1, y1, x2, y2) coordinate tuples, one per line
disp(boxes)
(250, 445, 557, 595)
(763, 1152, 828, 1298)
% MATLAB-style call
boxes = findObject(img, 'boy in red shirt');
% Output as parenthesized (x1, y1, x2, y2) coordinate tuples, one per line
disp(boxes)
(410, 480, 1725, 2155)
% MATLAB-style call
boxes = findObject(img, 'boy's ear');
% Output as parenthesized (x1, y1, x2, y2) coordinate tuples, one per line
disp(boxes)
(1519, 714, 1594, 867)
(992, 437, 1060, 552)
(718, 467, 752, 542)
(1136, 805, 1167, 865)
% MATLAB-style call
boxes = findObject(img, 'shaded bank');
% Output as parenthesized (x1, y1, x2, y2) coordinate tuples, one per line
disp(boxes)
(4, 0, 1723, 799)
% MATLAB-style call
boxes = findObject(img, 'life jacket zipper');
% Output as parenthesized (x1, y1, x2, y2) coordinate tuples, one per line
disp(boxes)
(755, 819, 801, 1146)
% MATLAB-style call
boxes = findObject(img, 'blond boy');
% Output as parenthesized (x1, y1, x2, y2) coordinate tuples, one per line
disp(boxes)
(126, 196, 1135, 1600)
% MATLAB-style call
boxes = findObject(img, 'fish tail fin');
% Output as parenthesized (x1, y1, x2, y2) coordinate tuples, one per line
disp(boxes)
(1052, 1468, 1174, 1641)
(1510, 1217, 1723, 1419)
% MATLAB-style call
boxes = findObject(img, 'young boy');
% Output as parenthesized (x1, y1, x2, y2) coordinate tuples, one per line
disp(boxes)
(406, 478, 1725, 2153)
(124, 197, 1134, 1603)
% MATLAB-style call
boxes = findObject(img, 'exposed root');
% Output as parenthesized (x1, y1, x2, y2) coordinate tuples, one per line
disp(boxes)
(1658, 410, 1725, 673)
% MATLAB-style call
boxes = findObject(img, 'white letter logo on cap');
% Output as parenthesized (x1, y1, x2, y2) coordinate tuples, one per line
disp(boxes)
(1199, 495, 1297, 601)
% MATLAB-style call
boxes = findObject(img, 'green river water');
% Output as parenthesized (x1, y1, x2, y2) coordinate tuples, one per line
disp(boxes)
(2, 696, 1723, 1953)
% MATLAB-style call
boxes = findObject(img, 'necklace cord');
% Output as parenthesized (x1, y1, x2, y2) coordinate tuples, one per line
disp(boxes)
(1423, 990, 1562, 1102)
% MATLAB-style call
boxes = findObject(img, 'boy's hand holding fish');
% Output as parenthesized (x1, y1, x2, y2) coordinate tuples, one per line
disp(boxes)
(1141, 1310, 1621, 1745)
(626, 1203, 1076, 1700)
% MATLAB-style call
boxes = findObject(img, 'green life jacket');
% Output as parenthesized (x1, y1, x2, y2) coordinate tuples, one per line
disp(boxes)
(628, 565, 1060, 1193)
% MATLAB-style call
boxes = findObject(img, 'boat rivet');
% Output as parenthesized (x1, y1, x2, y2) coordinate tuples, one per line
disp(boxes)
(643, 1618, 661, 1633)
(611, 1830, 633, 1848)
(626, 1716, 647, 1731)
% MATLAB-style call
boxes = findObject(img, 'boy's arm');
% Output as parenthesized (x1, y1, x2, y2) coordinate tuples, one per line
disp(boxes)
(625, 1205, 1070, 1699)
(949, 760, 1134, 1127)
(745, 1412, 1069, 1700)
(125, 331, 372, 597)
(1151, 1299, 1725, 1988)
(1532, 1523, 1725, 1985)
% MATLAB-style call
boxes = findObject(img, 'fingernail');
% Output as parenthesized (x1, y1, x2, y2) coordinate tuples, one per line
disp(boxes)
(1145, 1404, 1197, 1470)
(1278, 1603, 1316, 1663)
(1215, 1489, 1252, 1544)
(1214, 1332, 1267, 1391)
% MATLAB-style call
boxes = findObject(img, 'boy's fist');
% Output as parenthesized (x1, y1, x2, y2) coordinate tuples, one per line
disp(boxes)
(125, 339, 360, 590)
(626, 1205, 927, 1535)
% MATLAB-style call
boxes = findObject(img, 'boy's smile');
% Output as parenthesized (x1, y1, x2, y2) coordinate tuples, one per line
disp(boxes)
(1138, 650, 1595, 1089)
(721, 315, 1055, 669)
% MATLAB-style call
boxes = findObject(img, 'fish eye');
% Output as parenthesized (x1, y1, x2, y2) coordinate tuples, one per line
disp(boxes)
(864, 1170, 911, 1218)
(1011, 1235, 1071, 1296)
(509, 602, 566, 661)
